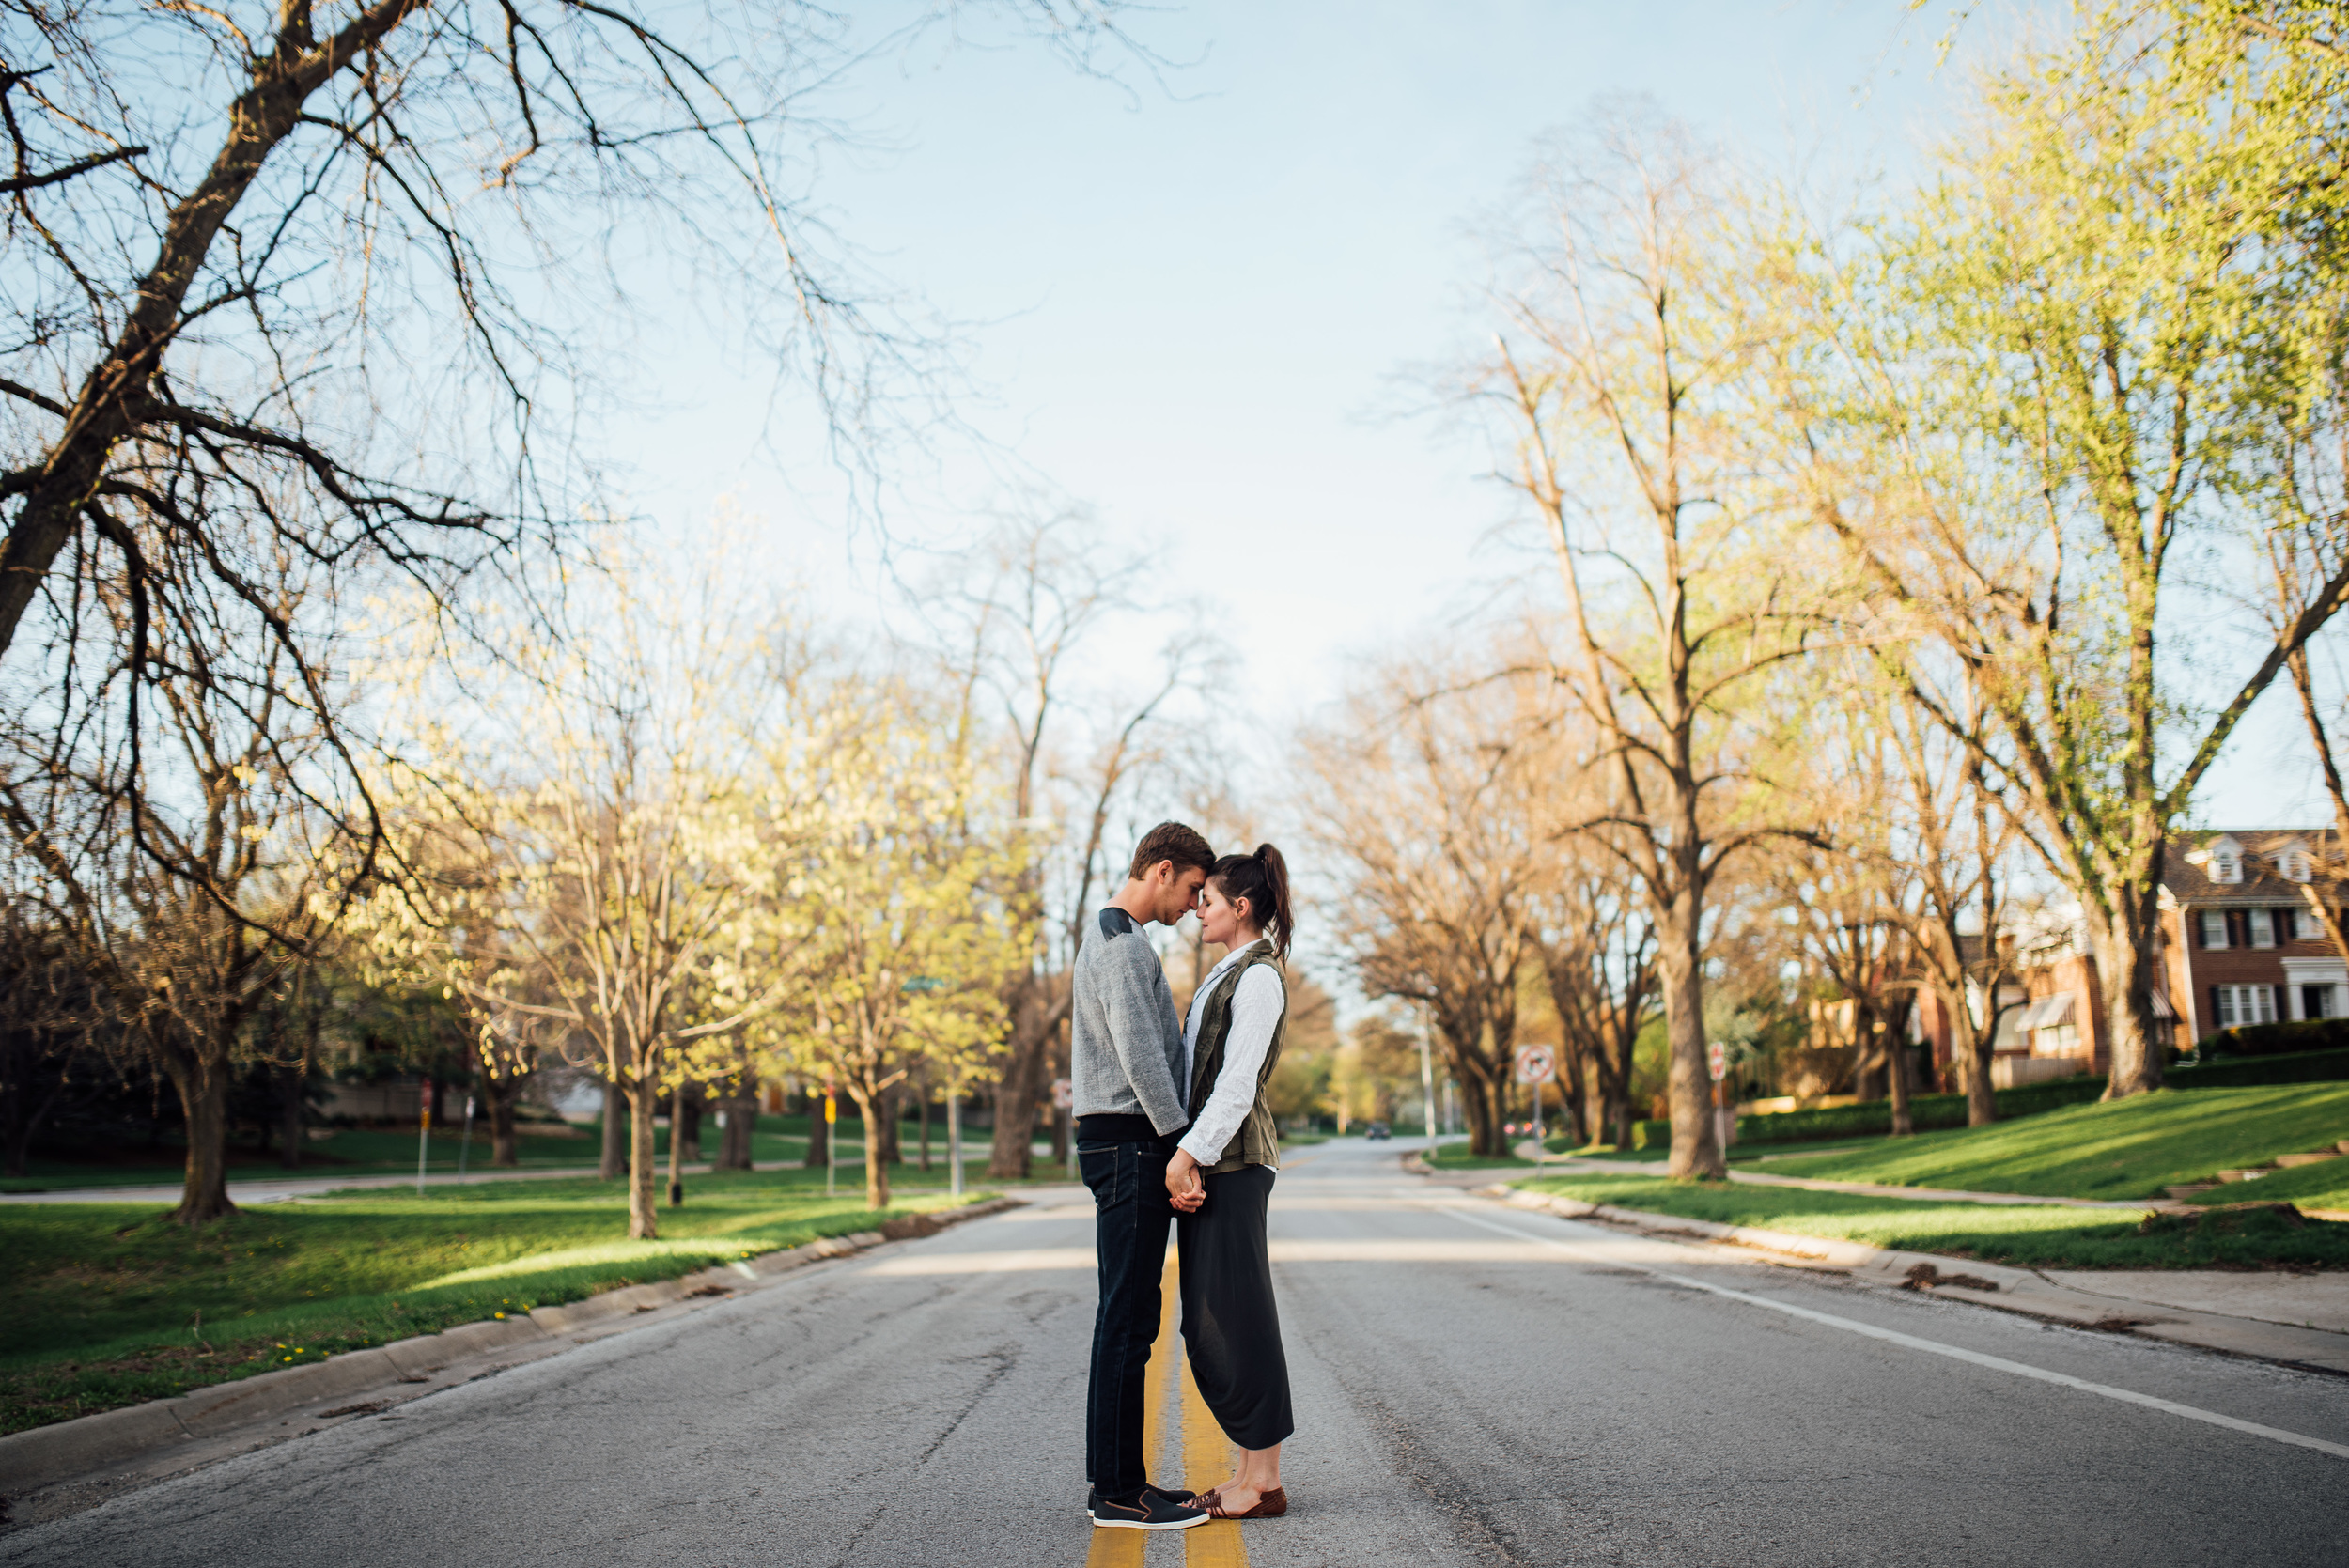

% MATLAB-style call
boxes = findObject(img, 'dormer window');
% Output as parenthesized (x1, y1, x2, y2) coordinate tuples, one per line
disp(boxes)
(2283, 849, 2312, 882)
(2213, 850, 2241, 883)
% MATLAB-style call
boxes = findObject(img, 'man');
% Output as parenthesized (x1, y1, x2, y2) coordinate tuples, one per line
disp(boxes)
(1073, 820, 1217, 1531)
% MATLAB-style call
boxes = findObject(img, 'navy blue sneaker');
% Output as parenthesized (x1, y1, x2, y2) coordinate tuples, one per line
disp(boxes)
(1088, 1487, 1206, 1529)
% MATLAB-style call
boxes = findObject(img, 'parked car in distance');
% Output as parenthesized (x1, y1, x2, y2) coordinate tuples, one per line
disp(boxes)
(1365, 1122, 1391, 1141)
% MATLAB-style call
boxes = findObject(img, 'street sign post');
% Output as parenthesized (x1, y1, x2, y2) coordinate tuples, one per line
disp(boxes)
(416, 1080, 433, 1195)
(457, 1094, 476, 1184)
(1514, 1046, 1556, 1147)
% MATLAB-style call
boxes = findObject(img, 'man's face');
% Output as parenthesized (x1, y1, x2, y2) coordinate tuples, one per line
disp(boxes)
(1149, 862, 1208, 926)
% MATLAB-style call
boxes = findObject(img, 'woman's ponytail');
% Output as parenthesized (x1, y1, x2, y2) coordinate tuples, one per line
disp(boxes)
(1209, 842, 1295, 960)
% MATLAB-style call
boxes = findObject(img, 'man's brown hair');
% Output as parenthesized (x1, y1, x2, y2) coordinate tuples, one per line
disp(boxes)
(1128, 821, 1215, 880)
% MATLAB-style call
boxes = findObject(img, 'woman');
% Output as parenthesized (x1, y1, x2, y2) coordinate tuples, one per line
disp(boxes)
(1165, 843, 1297, 1522)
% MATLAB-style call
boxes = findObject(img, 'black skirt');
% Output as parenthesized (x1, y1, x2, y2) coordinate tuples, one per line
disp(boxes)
(1176, 1162, 1295, 1450)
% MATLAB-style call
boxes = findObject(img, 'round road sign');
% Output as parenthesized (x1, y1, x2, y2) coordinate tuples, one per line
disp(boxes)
(1513, 1045, 1557, 1085)
(1706, 1041, 1728, 1081)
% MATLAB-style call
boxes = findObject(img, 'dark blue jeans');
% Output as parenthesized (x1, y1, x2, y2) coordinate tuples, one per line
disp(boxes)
(1081, 1135, 1174, 1498)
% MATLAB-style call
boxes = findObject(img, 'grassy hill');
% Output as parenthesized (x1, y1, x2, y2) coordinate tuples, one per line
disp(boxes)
(1747, 1084, 2349, 1201)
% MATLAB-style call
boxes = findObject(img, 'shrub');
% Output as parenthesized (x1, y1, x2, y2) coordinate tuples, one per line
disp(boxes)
(1727, 1076, 2107, 1145)
(2165, 1047, 2349, 1089)
(2200, 1017, 2349, 1059)
(1629, 1118, 1672, 1150)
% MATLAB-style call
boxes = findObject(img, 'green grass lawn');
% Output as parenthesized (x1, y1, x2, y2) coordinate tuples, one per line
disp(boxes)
(1421, 1141, 1541, 1171)
(1748, 1085, 2349, 1200)
(0, 1163, 993, 1436)
(1513, 1171, 2349, 1272)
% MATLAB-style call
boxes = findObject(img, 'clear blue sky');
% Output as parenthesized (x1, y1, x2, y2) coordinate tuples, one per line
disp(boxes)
(614, 0, 2310, 825)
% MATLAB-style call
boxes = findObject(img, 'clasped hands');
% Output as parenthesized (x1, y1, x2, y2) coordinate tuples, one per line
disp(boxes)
(1165, 1147, 1206, 1213)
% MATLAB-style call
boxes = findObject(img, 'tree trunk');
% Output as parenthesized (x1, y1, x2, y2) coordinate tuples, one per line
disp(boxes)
(876, 1084, 902, 1166)
(803, 1090, 829, 1168)
(628, 1079, 660, 1238)
(1457, 1058, 1506, 1157)
(487, 1078, 521, 1167)
(677, 1088, 703, 1164)
(1948, 982, 1997, 1128)
(4, 1077, 63, 1179)
(720, 1095, 756, 1169)
(599, 1079, 626, 1180)
(918, 1090, 931, 1172)
(988, 986, 1052, 1179)
(1659, 899, 1723, 1179)
(2091, 897, 2168, 1098)
(277, 1062, 305, 1171)
(859, 1095, 890, 1209)
(167, 1051, 237, 1226)
(1557, 1047, 1589, 1148)
(1880, 999, 1915, 1138)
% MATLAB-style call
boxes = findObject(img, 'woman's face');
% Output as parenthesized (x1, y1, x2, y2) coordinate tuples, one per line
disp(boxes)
(1198, 879, 1255, 949)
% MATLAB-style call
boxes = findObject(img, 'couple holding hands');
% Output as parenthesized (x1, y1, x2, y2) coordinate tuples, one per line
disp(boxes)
(1074, 822, 1297, 1532)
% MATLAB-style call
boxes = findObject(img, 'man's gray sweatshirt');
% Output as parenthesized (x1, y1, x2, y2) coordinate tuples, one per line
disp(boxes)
(1070, 908, 1190, 1135)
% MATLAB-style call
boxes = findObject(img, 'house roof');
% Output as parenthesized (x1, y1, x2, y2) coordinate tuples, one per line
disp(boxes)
(2164, 829, 2331, 907)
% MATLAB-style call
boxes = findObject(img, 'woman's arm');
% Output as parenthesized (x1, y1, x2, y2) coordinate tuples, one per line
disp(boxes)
(1175, 967, 1285, 1168)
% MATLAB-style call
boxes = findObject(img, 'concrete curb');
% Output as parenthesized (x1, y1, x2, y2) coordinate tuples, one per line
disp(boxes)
(1476, 1183, 2349, 1375)
(0, 1196, 1023, 1497)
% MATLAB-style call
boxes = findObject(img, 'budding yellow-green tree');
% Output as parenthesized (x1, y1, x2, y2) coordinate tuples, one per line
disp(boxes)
(1788, 1, 2349, 1096)
(761, 698, 1020, 1209)
(359, 551, 813, 1238)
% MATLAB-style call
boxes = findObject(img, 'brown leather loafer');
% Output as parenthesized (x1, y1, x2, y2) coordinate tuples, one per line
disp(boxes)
(1208, 1486, 1286, 1519)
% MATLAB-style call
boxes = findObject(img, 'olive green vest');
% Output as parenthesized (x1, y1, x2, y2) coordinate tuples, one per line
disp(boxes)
(1185, 939, 1286, 1174)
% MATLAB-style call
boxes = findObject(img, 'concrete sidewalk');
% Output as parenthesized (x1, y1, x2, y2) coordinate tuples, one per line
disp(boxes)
(0, 1148, 1014, 1207)
(1479, 1180, 2349, 1374)
(1409, 1149, 2349, 1373)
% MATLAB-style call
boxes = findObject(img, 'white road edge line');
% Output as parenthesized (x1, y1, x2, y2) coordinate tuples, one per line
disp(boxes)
(1435, 1202, 2349, 1463)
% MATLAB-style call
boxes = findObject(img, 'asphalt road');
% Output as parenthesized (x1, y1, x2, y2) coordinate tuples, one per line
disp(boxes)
(11, 1139, 2349, 1567)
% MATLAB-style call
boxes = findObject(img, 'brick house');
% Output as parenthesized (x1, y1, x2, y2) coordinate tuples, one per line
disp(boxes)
(1974, 913, 2124, 1088)
(2160, 830, 2343, 1044)
(1828, 828, 2340, 1097)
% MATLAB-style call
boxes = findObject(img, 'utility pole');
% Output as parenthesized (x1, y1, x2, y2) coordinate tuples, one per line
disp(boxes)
(947, 1083, 964, 1199)
(1418, 1030, 1438, 1144)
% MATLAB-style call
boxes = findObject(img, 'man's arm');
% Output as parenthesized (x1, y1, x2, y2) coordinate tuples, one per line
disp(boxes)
(1103, 938, 1190, 1134)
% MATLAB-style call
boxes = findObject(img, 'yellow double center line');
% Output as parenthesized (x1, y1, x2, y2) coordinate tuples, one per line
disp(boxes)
(1085, 1252, 1248, 1568)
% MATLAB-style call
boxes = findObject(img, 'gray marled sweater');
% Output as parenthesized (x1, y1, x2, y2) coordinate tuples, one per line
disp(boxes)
(1069, 907, 1190, 1134)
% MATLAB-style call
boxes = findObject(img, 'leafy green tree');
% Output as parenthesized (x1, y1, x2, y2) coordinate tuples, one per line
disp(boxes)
(1792, 2, 2349, 1094)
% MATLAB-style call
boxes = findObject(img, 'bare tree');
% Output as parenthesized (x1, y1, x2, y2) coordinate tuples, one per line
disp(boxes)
(1472, 107, 1822, 1176)
(0, 0, 1153, 684)
(922, 507, 1208, 1178)
(1525, 851, 1657, 1148)
(1305, 658, 1548, 1157)
(0, 540, 362, 1221)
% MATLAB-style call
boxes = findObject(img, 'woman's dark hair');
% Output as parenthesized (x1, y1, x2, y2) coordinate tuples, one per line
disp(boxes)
(1209, 843, 1294, 960)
